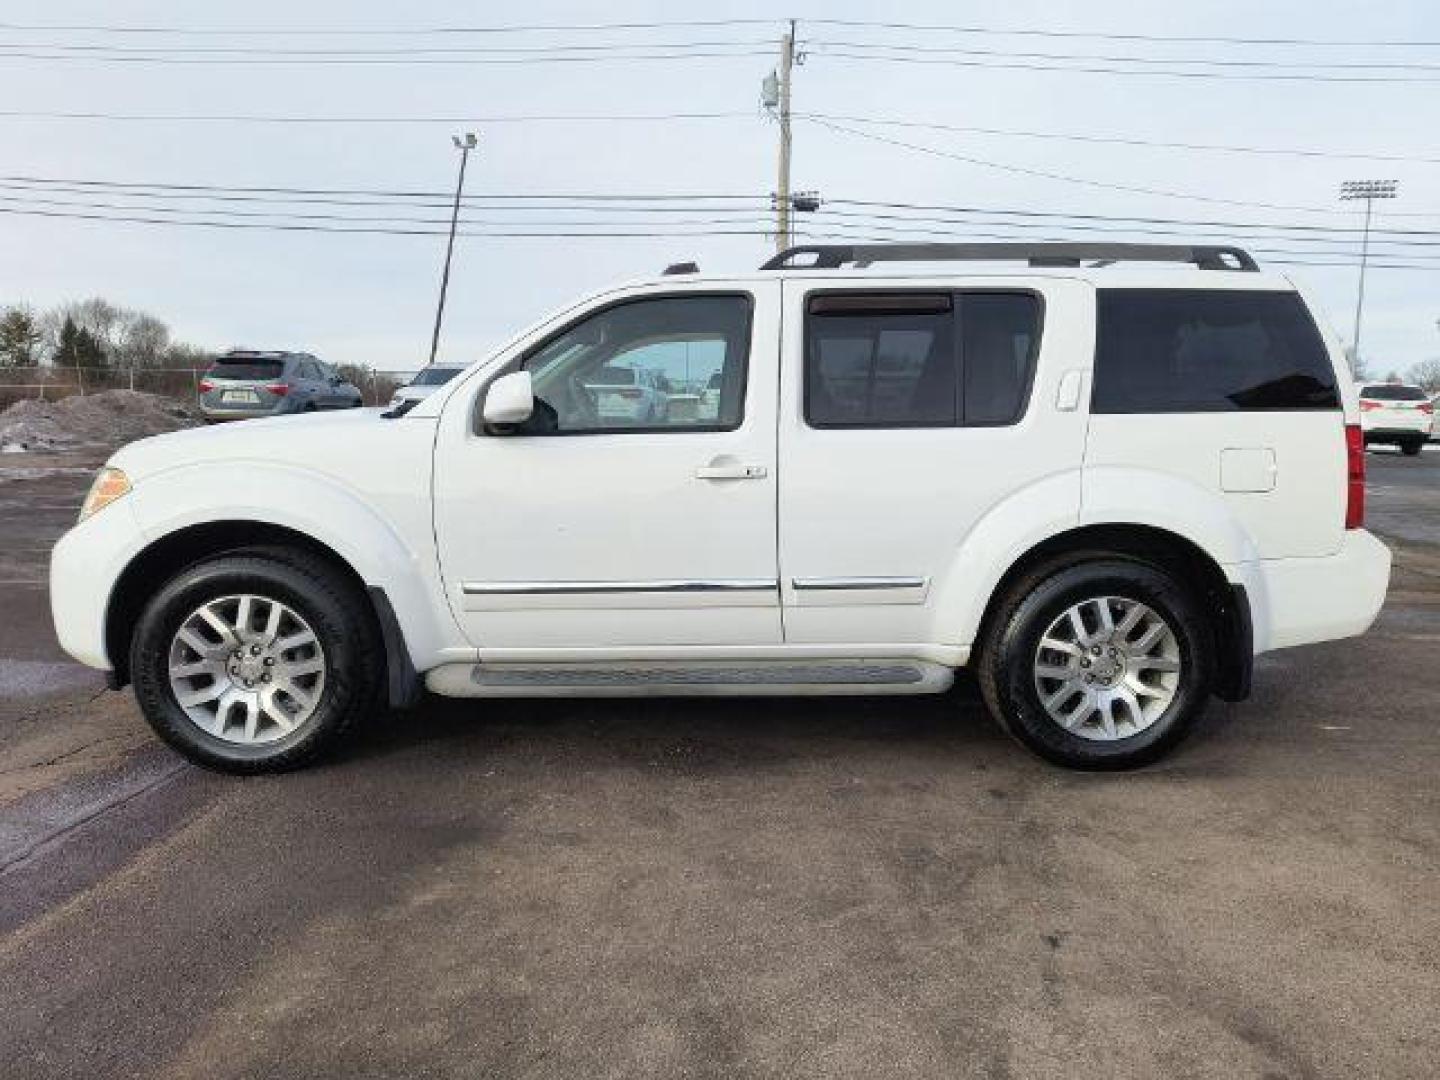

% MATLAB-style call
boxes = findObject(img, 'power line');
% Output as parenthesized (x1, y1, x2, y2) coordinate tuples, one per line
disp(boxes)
(6, 175, 1439, 235)
(0, 174, 767, 202)
(6, 185, 1440, 256)
(0, 44, 774, 65)
(828, 198, 1440, 234)
(813, 48, 1440, 84)
(811, 39, 1440, 72)
(800, 113, 1440, 166)
(802, 18, 1440, 49)
(811, 207, 1440, 250)
(0, 37, 775, 56)
(0, 203, 780, 238)
(0, 108, 755, 125)
(0, 105, 1432, 171)
(0, 18, 781, 36)
(1, 16, 1435, 48)
(0, 191, 781, 229)
(806, 118, 1435, 216)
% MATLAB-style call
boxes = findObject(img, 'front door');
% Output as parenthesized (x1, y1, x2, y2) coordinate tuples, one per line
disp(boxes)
(433, 283, 782, 652)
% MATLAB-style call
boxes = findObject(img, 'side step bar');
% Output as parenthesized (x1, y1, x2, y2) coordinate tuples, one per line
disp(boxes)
(425, 659, 955, 698)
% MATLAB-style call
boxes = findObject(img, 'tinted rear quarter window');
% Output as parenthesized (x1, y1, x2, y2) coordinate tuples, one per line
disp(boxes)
(1093, 290, 1339, 413)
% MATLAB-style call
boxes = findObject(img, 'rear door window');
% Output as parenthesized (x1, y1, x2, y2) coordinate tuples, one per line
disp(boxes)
(1093, 290, 1339, 413)
(804, 291, 1041, 428)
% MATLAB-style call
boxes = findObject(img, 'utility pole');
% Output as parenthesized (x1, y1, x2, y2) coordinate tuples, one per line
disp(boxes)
(1339, 179, 1398, 374)
(763, 20, 797, 253)
(427, 132, 478, 368)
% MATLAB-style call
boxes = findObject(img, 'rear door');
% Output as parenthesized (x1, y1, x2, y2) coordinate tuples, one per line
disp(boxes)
(777, 277, 1091, 646)
(1084, 286, 1345, 557)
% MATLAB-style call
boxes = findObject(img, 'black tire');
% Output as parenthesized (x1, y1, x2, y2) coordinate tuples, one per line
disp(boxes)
(129, 548, 383, 773)
(977, 556, 1214, 770)
(302, 402, 318, 413)
(1401, 439, 1424, 457)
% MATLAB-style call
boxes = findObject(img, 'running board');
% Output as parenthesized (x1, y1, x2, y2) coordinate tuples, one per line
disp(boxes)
(425, 659, 955, 698)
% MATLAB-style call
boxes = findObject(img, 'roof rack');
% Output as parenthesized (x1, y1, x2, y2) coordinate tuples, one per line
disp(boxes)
(759, 242, 1259, 273)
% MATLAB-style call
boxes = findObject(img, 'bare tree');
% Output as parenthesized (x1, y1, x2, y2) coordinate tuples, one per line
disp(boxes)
(115, 314, 171, 369)
(1408, 357, 1440, 394)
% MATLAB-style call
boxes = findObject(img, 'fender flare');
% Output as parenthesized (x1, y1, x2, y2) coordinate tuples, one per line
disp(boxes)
(121, 462, 461, 673)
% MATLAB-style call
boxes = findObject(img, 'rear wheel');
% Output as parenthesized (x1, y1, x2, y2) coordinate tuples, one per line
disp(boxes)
(1402, 438, 1424, 456)
(977, 557, 1214, 769)
(129, 548, 382, 772)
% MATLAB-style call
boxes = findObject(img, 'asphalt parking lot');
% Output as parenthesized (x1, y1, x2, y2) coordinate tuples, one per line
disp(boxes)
(2, 446, 1438, 1079)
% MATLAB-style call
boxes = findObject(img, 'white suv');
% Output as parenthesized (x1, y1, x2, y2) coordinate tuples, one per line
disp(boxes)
(1357, 382, 1434, 455)
(51, 243, 1391, 773)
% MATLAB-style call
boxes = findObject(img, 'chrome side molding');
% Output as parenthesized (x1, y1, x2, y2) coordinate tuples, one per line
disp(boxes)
(462, 579, 777, 596)
(790, 577, 927, 591)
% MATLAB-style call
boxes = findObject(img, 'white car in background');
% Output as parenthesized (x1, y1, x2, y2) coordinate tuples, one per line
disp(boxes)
(389, 365, 465, 415)
(1357, 383, 1434, 455)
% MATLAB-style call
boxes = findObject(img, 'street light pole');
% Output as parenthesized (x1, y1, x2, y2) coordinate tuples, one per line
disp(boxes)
(427, 132, 478, 368)
(1339, 179, 1398, 373)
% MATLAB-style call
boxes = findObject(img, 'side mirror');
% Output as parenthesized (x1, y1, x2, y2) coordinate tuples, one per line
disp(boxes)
(482, 370, 535, 427)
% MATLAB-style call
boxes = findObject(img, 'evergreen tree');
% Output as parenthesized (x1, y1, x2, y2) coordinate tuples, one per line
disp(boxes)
(0, 306, 41, 367)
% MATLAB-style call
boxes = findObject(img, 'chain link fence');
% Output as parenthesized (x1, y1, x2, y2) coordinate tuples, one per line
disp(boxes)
(0, 366, 416, 410)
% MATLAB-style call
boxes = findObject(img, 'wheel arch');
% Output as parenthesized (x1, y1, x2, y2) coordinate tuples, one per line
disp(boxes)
(970, 523, 1252, 702)
(104, 520, 423, 706)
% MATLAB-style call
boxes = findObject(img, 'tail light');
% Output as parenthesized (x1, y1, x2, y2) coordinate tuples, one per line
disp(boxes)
(197, 379, 213, 393)
(265, 383, 291, 396)
(1345, 423, 1365, 530)
(1420, 401, 1434, 415)
(1359, 399, 1382, 411)
(617, 388, 643, 400)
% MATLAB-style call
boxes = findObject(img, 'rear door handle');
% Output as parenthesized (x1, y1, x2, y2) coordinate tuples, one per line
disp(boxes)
(695, 463, 768, 480)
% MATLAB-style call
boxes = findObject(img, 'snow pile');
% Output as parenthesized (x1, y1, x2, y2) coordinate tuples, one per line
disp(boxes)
(0, 390, 200, 452)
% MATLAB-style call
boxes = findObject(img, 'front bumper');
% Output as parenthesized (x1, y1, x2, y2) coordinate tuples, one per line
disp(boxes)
(49, 499, 150, 672)
(1232, 529, 1391, 654)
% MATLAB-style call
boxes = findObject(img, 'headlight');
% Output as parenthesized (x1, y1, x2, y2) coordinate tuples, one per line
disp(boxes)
(78, 467, 132, 523)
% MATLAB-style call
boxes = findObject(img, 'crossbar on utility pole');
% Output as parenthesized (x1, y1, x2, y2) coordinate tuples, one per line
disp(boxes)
(427, 132, 478, 368)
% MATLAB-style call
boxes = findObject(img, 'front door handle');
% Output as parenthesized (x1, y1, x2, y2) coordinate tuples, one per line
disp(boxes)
(695, 463, 768, 480)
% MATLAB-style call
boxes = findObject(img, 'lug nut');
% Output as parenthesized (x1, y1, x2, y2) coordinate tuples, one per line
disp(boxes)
(243, 678, 254, 688)
(1080, 658, 1091, 668)
(251, 644, 262, 656)
(261, 673, 271, 683)
(263, 656, 275, 666)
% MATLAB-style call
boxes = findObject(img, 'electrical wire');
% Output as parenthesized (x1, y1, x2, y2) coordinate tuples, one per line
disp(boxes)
(806, 118, 1431, 216)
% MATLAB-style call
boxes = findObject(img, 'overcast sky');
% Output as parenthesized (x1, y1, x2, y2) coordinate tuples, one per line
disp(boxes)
(1, 0, 1436, 377)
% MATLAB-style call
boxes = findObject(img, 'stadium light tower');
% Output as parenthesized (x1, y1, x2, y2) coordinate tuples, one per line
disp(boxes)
(1339, 179, 1398, 371)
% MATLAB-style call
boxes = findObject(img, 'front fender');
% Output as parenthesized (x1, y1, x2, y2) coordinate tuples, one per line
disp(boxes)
(125, 462, 463, 667)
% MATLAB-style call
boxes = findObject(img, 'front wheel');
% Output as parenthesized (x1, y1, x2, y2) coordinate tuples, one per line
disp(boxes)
(129, 549, 382, 772)
(1402, 439, 1424, 457)
(977, 558, 1214, 769)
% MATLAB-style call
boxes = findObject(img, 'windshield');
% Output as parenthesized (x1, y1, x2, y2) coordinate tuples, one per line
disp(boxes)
(209, 359, 284, 381)
(1361, 384, 1427, 401)
(411, 367, 462, 387)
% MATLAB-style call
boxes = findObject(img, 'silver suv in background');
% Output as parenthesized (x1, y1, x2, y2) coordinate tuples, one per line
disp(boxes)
(199, 350, 363, 421)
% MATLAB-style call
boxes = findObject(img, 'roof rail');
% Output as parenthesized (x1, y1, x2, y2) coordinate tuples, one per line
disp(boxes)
(759, 242, 1259, 273)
